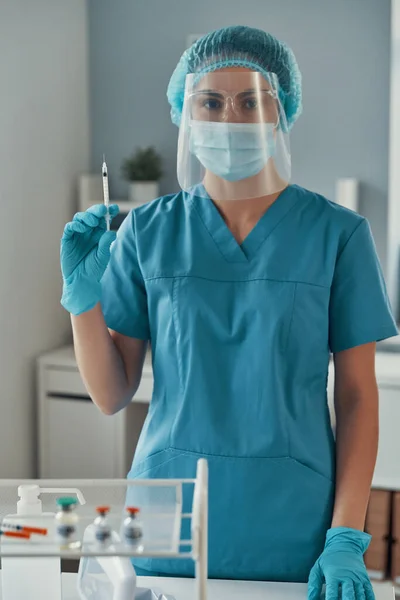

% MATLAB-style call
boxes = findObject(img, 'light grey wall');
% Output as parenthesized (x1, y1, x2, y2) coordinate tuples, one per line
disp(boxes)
(88, 0, 390, 265)
(388, 0, 400, 320)
(0, 0, 90, 476)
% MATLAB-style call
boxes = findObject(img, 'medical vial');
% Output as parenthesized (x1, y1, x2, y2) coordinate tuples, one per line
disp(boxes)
(55, 497, 80, 549)
(123, 507, 143, 547)
(93, 506, 112, 545)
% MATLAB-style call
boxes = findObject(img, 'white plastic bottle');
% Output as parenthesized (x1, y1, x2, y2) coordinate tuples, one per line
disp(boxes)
(93, 506, 112, 546)
(122, 506, 143, 548)
(77, 522, 136, 600)
(55, 496, 81, 549)
(1, 484, 85, 600)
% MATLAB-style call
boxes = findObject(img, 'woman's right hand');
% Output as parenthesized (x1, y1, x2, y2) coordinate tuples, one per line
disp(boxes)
(60, 204, 119, 316)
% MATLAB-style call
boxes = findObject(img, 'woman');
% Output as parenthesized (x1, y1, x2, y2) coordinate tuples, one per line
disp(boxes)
(61, 26, 398, 600)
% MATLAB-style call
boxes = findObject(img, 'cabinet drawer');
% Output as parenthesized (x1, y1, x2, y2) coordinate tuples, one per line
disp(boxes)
(393, 493, 400, 539)
(369, 490, 392, 513)
(392, 540, 400, 581)
(366, 490, 392, 536)
(46, 397, 119, 478)
(365, 539, 389, 578)
(45, 367, 88, 397)
(374, 387, 400, 484)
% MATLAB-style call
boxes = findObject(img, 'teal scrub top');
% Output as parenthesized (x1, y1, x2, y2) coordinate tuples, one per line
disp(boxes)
(101, 184, 398, 581)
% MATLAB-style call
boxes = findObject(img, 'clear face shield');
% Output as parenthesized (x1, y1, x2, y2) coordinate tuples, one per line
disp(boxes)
(177, 70, 291, 201)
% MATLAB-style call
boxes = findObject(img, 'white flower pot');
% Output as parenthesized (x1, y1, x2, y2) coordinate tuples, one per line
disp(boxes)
(128, 181, 159, 205)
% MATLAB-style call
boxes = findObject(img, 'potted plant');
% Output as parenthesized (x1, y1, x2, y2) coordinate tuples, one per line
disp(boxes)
(121, 146, 163, 205)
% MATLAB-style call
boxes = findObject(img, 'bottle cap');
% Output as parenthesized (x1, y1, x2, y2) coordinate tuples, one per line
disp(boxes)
(96, 506, 110, 515)
(126, 506, 140, 516)
(56, 497, 78, 509)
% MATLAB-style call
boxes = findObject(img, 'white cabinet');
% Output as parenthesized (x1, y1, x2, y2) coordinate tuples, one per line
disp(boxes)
(327, 352, 400, 489)
(46, 397, 119, 478)
(39, 346, 400, 483)
(374, 385, 400, 488)
(37, 346, 151, 479)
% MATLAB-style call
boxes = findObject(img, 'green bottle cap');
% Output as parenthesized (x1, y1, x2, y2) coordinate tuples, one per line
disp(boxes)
(56, 496, 78, 508)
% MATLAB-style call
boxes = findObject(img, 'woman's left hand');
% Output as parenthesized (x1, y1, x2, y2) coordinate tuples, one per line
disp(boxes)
(308, 527, 375, 600)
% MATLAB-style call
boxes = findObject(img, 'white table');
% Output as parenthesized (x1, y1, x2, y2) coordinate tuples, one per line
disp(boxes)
(37, 346, 152, 478)
(136, 578, 394, 600)
(0, 572, 394, 599)
(17, 574, 395, 600)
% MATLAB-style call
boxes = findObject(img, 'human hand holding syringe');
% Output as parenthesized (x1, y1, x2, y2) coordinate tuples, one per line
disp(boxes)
(102, 155, 110, 231)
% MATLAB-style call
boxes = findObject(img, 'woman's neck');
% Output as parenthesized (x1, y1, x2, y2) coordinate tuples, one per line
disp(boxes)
(213, 189, 285, 245)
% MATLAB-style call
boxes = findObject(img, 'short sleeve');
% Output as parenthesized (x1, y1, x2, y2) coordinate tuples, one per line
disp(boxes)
(329, 218, 398, 353)
(101, 210, 150, 340)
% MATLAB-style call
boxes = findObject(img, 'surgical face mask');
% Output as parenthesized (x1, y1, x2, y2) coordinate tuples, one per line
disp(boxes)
(189, 120, 276, 183)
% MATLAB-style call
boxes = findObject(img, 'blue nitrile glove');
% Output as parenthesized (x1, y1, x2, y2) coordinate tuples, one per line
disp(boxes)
(60, 204, 119, 315)
(308, 528, 375, 600)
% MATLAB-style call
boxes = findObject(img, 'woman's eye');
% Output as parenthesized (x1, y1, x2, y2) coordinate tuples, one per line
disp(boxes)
(244, 98, 258, 109)
(204, 99, 222, 110)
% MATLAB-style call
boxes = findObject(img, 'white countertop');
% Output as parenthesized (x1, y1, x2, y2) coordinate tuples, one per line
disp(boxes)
(134, 577, 394, 600)
(40, 345, 400, 384)
(0, 573, 391, 600)
(38, 345, 153, 375)
(370, 476, 400, 492)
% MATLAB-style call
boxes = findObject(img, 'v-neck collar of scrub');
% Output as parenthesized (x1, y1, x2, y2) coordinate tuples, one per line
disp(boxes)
(187, 184, 300, 263)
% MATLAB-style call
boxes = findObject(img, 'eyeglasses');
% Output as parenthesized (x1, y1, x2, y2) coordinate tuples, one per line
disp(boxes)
(188, 89, 280, 123)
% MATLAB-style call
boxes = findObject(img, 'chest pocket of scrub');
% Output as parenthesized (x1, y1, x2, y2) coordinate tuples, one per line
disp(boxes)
(171, 277, 296, 458)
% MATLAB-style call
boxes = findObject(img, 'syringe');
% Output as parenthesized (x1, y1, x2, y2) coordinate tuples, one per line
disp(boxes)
(102, 154, 110, 231)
